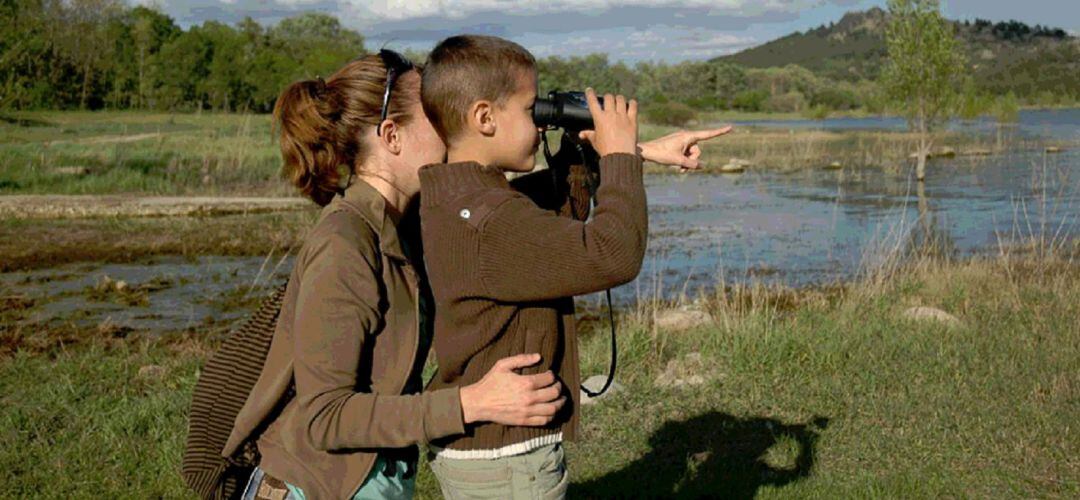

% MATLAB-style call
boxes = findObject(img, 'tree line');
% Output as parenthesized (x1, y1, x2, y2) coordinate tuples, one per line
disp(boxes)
(0, 0, 875, 118)
(967, 19, 1068, 40)
(1, 0, 364, 111)
(1, 0, 1074, 122)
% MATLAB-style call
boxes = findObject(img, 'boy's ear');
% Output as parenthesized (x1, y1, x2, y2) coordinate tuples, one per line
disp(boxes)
(468, 100, 497, 137)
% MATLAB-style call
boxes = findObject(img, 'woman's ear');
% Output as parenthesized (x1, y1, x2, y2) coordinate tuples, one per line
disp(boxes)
(469, 100, 496, 136)
(377, 120, 403, 154)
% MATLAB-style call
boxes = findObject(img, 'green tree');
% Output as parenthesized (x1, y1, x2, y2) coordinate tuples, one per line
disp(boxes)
(732, 89, 768, 112)
(956, 80, 989, 121)
(657, 61, 715, 107)
(271, 12, 365, 82)
(149, 26, 213, 109)
(992, 91, 1020, 150)
(0, 0, 57, 108)
(711, 63, 749, 109)
(882, 0, 968, 181)
(200, 21, 247, 111)
(609, 62, 638, 98)
(130, 6, 179, 108)
(234, 16, 282, 111)
(49, 0, 125, 108)
(537, 54, 635, 99)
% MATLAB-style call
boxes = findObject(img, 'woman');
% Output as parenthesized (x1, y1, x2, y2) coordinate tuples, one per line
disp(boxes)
(227, 50, 729, 500)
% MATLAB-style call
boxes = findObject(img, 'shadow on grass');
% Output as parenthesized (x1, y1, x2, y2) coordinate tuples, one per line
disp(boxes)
(572, 412, 829, 499)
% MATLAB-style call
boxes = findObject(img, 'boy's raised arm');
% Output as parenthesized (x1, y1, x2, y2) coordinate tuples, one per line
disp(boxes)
(508, 133, 593, 221)
(474, 151, 646, 302)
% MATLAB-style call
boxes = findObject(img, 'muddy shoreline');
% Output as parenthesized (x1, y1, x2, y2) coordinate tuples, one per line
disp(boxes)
(0, 195, 310, 219)
(0, 209, 318, 272)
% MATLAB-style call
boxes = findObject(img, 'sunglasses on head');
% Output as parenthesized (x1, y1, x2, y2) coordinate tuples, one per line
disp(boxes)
(377, 49, 414, 135)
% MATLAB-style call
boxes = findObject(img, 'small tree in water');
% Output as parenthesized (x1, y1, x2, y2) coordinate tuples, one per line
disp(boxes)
(882, 0, 968, 182)
(993, 91, 1020, 151)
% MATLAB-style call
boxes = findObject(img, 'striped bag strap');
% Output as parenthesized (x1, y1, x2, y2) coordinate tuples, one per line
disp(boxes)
(182, 281, 289, 500)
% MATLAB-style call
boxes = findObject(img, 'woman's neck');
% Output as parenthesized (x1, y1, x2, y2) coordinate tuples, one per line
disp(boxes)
(354, 169, 416, 224)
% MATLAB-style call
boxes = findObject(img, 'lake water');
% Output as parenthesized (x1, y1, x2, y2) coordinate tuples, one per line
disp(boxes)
(3, 256, 292, 331)
(632, 148, 1077, 302)
(729, 108, 1080, 141)
(4, 109, 1077, 329)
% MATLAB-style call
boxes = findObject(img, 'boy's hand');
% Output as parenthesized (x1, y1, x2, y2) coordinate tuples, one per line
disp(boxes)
(639, 126, 734, 171)
(577, 87, 637, 157)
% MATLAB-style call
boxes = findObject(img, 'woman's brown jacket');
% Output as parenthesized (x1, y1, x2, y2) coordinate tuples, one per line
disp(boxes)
(222, 146, 590, 499)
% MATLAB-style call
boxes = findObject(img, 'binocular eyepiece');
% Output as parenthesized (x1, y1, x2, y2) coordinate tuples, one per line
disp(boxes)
(532, 91, 603, 131)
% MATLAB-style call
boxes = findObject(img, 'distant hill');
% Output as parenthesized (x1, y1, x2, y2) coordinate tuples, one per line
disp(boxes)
(712, 7, 1079, 99)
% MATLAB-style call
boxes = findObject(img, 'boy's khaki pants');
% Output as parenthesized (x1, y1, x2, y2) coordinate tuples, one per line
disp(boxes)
(429, 442, 568, 500)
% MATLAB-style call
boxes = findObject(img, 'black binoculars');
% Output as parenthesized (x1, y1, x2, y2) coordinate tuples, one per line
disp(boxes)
(532, 91, 603, 131)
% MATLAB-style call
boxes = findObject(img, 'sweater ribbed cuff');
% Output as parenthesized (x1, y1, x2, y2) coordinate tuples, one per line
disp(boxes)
(425, 387, 467, 441)
(597, 152, 643, 187)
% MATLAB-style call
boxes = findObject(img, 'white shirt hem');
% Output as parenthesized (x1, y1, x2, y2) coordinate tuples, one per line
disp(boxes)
(429, 432, 563, 460)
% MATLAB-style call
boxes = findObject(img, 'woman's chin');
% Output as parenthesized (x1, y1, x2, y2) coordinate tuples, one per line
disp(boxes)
(506, 160, 536, 173)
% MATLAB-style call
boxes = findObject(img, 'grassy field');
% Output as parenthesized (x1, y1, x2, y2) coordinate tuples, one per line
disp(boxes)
(2, 251, 1077, 497)
(1, 112, 288, 196)
(2, 110, 1076, 497)
(1, 111, 1039, 194)
(637, 123, 1004, 172)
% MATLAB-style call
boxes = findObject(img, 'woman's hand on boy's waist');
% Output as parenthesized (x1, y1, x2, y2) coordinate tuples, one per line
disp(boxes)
(459, 353, 566, 427)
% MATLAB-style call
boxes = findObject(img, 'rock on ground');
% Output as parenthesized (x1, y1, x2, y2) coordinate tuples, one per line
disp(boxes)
(902, 306, 962, 328)
(654, 306, 712, 331)
(137, 364, 167, 380)
(580, 375, 624, 405)
(655, 352, 714, 389)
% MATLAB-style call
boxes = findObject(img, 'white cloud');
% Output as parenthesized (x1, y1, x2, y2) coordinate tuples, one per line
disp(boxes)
(669, 30, 757, 57)
(677, 32, 755, 48)
(349, 0, 820, 22)
(132, 0, 857, 63)
(628, 30, 665, 43)
(516, 24, 760, 62)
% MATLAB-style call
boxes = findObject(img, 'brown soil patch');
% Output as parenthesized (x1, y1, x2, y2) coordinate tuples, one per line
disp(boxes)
(0, 195, 309, 219)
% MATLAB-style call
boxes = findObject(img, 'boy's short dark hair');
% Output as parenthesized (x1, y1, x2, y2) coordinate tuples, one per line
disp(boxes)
(421, 34, 537, 142)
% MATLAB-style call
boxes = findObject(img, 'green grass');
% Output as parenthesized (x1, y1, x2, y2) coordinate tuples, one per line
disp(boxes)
(0, 338, 206, 497)
(4, 110, 1038, 193)
(570, 257, 1080, 497)
(694, 109, 882, 123)
(0, 111, 289, 196)
(2, 254, 1077, 497)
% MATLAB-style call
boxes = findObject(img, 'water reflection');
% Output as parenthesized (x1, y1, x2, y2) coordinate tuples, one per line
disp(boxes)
(607, 146, 1078, 305)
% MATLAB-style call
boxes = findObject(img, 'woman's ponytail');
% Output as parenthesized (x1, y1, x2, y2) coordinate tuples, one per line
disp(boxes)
(274, 78, 345, 207)
(273, 56, 421, 206)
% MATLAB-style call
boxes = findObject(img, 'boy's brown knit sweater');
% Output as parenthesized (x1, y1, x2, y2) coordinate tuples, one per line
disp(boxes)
(418, 152, 647, 452)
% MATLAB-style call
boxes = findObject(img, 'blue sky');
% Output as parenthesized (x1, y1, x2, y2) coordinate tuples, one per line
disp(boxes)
(134, 0, 1079, 63)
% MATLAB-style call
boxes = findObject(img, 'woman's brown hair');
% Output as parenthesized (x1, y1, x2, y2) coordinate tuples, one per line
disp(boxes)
(274, 55, 421, 206)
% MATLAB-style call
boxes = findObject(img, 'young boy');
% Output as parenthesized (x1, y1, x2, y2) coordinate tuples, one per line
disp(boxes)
(418, 34, 646, 498)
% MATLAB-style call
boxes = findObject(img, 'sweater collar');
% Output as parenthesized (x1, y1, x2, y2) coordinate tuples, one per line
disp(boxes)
(418, 161, 509, 208)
